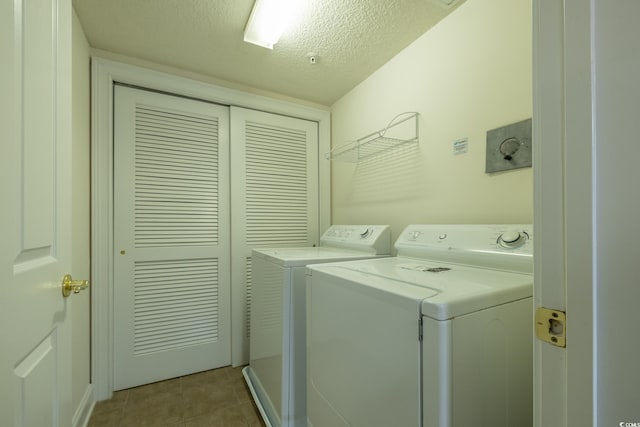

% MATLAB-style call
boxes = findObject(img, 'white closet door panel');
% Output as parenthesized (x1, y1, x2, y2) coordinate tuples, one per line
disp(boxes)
(133, 104, 221, 248)
(230, 106, 319, 365)
(244, 120, 315, 246)
(113, 86, 231, 390)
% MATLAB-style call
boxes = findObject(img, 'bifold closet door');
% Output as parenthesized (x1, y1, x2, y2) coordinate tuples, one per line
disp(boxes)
(113, 85, 231, 390)
(230, 106, 319, 365)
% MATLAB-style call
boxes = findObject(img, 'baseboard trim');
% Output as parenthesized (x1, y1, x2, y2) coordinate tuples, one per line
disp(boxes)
(72, 383, 95, 427)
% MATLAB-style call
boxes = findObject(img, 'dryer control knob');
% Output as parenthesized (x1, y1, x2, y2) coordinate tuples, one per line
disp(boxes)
(360, 228, 372, 239)
(498, 231, 525, 248)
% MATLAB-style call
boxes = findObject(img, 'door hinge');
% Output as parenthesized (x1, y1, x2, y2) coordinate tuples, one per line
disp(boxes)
(535, 307, 566, 348)
(418, 318, 423, 342)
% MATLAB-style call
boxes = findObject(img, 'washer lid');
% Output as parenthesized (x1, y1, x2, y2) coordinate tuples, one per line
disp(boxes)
(307, 257, 532, 320)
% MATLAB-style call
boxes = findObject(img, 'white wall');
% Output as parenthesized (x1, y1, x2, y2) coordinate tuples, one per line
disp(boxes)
(71, 9, 91, 415)
(330, 0, 532, 241)
(90, 48, 329, 113)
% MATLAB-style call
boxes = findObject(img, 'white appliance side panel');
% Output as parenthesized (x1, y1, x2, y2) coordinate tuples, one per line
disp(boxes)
(449, 297, 533, 427)
(422, 317, 453, 427)
(250, 256, 286, 424)
(282, 266, 308, 426)
(307, 271, 421, 427)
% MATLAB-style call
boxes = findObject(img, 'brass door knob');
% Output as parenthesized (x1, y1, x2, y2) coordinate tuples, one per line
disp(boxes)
(62, 274, 89, 298)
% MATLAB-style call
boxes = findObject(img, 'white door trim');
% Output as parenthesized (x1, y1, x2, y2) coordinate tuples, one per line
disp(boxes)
(90, 57, 331, 401)
(532, 1, 595, 425)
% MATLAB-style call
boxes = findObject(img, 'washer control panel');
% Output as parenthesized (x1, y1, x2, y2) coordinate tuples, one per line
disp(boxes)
(397, 224, 533, 273)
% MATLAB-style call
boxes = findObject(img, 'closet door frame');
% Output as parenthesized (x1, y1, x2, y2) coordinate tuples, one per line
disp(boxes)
(90, 57, 330, 401)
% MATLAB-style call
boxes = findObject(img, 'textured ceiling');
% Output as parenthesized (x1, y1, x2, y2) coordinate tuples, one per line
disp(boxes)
(73, 0, 464, 106)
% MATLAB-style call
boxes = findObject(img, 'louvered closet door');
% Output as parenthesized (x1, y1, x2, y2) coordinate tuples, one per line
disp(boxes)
(230, 106, 319, 365)
(113, 86, 231, 390)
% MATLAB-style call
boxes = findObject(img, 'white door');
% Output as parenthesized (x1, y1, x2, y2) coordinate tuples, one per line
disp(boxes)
(0, 0, 75, 425)
(113, 86, 231, 390)
(532, 1, 572, 425)
(230, 106, 319, 365)
(534, 1, 640, 426)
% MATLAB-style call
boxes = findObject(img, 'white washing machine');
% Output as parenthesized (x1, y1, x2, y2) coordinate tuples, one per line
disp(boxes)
(243, 225, 391, 427)
(306, 224, 534, 427)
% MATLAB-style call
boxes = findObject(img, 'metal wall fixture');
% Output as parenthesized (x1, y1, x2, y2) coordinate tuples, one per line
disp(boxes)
(485, 118, 532, 173)
(325, 112, 420, 162)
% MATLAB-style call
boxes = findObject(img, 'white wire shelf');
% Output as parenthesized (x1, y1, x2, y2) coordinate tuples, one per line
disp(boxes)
(325, 112, 419, 163)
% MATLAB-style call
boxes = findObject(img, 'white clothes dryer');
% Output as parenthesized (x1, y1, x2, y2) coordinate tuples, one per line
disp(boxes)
(243, 225, 391, 427)
(306, 224, 534, 427)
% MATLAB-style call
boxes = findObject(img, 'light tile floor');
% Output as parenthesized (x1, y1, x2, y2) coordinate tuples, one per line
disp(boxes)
(88, 366, 266, 427)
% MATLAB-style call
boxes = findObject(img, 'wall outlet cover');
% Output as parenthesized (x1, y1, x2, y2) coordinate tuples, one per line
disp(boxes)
(485, 118, 532, 173)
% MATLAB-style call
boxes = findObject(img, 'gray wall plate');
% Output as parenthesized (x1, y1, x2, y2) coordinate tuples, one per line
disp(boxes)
(485, 118, 532, 173)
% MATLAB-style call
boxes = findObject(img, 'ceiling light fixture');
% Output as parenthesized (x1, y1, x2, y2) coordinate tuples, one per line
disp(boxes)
(243, 0, 295, 49)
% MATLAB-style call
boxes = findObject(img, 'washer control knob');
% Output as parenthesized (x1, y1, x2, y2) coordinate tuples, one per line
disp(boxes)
(409, 230, 422, 241)
(498, 230, 525, 248)
(360, 228, 372, 239)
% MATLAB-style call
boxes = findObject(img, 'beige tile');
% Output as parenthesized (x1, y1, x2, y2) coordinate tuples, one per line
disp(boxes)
(239, 401, 264, 426)
(92, 389, 129, 415)
(181, 367, 233, 389)
(123, 390, 183, 425)
(184, 414, 213, 427)
(220, 366, 241, 378)
(211, 403, 247, 422)
(233, 380, 253, 404)
(209, 384, 242, 408)
(88, 366, 259, 427)
(120, 395, 184, 427)
(185, 404, 249, 427)
(87, 408, 123, 427)
(183, 382, 241, 419)
(127, 377, 182, 403)
(227, 366, 246, 380)
(126, 389, 174, 408)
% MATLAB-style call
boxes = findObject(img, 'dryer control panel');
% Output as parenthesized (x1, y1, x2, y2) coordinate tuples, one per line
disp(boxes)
(320, 225, 392, 255)
(397, 224, 533, 274)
